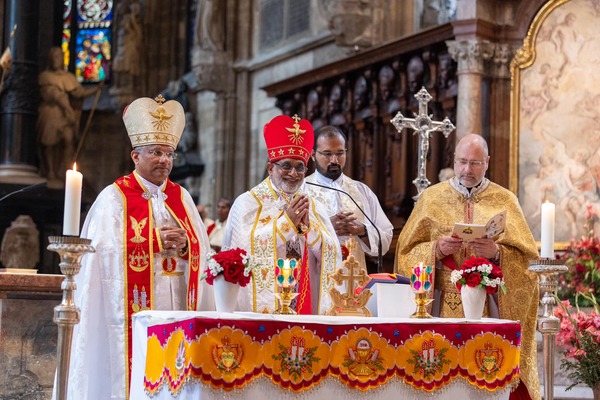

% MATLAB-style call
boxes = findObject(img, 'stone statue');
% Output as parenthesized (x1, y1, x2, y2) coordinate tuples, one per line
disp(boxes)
(0, 215, 39, 270)
(195, 0, 225, 51)
(37, 47, 99, 186)
(112, 0, 142, 88)
(322, 0, 374, 48)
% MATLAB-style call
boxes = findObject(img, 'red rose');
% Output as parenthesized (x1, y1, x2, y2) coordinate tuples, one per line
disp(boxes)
(222, 261, 243, 284)
(486, 285, 497, 294)
(466, 273, 482, 287)
(491, 265, 502, 277)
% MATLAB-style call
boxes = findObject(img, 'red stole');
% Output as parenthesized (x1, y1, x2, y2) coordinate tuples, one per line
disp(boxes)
(295, 236, 312, 314)
(114, 173, 202, 397)
(206, 222, 216, 236)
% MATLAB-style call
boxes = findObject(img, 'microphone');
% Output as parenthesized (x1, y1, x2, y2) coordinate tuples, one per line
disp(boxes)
(0, 182, 47, 203)
(305, 180, 383, 273)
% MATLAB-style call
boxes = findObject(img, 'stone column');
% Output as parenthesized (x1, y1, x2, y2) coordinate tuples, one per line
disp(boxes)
(446, 39, 494, 140)
(0, 0, 43, 184)
(487, 43, 513, 187)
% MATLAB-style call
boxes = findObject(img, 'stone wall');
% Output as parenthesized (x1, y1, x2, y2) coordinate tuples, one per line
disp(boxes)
(0, 274, 62, 400)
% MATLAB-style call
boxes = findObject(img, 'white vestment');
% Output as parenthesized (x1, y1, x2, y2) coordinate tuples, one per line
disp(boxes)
(60, 175, 214, 400)
(222, 178, 342, 314)
(207, 218, 226, 248)
(306, 171, 394, 269)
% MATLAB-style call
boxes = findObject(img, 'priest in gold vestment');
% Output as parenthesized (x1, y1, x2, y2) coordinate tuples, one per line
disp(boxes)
(395, 134, 540, 400)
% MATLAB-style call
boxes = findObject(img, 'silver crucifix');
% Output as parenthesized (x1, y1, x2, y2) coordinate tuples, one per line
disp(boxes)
(391, 87, 455, 200)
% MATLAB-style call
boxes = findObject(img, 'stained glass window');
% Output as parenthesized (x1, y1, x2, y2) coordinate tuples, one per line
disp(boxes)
(63, 0, 113, 83)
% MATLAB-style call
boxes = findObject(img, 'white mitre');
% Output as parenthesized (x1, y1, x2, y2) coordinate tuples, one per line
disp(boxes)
(122, 94, 185, 148)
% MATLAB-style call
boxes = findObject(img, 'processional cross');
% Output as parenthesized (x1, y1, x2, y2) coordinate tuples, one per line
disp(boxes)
(391, 87, 455, 200)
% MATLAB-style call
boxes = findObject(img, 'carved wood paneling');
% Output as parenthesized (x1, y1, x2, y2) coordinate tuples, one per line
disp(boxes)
(263, 25, 458, 271)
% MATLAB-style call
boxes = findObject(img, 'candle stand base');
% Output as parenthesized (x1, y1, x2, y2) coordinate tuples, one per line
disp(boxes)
(48, 236, 95, 400)
(274, 286, 298, 315)
(529, 258, 568, 400)
(410, 292, 433, 319)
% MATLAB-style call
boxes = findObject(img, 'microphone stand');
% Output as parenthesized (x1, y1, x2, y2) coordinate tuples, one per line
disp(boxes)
(0, 182, 46, 203)
(305, 181, 383, 273)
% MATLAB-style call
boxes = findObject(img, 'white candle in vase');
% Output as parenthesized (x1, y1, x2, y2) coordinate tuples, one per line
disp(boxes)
(540, 201, 555, 258)
(63, 163, 83, 236)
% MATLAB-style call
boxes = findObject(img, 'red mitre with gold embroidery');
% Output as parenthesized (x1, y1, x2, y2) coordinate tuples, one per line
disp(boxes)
(263, 114, 314, 164)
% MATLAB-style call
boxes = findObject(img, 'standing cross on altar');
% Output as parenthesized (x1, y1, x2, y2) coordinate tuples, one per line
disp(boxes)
(391, 86, 455, 200)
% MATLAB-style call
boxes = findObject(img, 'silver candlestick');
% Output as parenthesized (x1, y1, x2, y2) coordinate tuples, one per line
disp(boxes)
(528, 258, 568, 400)
(48, 236, 95, 400)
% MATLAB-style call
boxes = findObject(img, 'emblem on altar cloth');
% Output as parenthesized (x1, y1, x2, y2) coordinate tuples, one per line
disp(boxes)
(344, 338, 383, 377)
(475, 342, 503, 378)
(212, 336, 243, 373)
(272, 335, 320, 381)
(175, 340, 186, 372)
(408, 338, 450, 379)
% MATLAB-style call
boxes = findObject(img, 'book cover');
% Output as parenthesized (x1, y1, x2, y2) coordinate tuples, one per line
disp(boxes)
(452, 210, 506, 242)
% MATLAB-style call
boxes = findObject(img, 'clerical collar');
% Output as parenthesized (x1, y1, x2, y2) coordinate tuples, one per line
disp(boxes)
(135, 172, 166, 196)
(314, 170, 344, 187)
(450, 176, 489, 197)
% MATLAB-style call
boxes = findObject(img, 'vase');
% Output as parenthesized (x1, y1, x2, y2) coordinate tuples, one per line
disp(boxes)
(213, 275, 240, 313)
(593, 382, 600, 400)
(461, 285, 486, 319)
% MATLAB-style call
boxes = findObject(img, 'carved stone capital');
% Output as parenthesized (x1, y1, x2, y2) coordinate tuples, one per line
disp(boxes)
(191, 49, 231, 93)
(446, 39, 495, 75)
(490, 43, 513, 79)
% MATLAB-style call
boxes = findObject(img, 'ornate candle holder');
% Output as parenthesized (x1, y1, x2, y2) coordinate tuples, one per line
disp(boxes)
(274, 258, 299, 315)
(528, 258, 568, 400)
(410, 263, 433, 318)
(274, 286, 299, 315)
(410, 292, 434, 319)
(48, 236, 95, 400)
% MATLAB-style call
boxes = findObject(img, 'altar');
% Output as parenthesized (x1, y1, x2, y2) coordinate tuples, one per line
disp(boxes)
(130, 311, 521, 399)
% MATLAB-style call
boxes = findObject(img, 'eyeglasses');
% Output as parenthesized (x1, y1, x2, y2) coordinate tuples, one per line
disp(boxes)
(454, 158, 486, 168)
(316, 150, 347, 160)
(144, 149, 178, 160)
(272, 161, 307, 174)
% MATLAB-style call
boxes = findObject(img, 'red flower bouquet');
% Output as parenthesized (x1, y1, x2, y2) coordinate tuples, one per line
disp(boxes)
(559, 205, 600, 307)
(450, 256, 506, 294)
(205, 248, 255, 287)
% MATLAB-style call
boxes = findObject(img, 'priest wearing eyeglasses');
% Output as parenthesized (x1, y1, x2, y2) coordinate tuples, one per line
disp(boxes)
(60, 96, 213, 400)
(222, 114, 342, 315)
(394, 134, 540, 400)
(306, 125, 394, 272)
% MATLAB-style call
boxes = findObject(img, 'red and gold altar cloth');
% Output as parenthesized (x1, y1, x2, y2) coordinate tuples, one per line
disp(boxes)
(130, 311, 521, 400)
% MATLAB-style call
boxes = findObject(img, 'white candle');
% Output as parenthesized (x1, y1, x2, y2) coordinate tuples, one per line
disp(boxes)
(282, 259, 291, 288)
(540, 201, 555, 258)
(63, 163, 83, 236)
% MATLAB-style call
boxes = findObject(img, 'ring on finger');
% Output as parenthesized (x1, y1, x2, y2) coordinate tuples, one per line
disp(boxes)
(295, 210, 300, 215)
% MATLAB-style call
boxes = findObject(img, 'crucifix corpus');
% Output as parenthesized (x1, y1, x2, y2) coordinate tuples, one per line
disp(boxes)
(391, 87, 455, 200)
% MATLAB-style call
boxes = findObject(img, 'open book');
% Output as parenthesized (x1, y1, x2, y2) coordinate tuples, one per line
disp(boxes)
(452, 210, 506, 242)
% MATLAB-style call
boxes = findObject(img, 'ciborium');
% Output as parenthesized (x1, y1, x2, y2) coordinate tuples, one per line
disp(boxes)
(48, 236, 95, 400)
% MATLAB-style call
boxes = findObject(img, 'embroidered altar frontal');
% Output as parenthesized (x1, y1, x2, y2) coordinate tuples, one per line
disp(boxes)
(142, 314, 520, 397)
